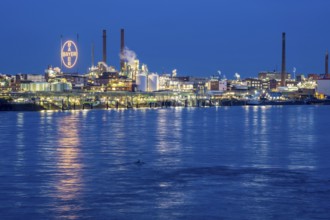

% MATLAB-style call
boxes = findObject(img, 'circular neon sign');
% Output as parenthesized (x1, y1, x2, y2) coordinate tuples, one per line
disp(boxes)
(61, 40, 78, 69)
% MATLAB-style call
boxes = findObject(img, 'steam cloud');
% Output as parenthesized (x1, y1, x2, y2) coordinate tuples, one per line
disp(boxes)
(172, 69, 177, 77)
(120, 47, 137, 66)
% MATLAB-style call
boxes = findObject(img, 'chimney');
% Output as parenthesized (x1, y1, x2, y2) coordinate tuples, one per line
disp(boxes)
(281, 32, 286, 87)
(326, 49, 329, 75)
(103, 29, 107, 64)
(91, 43, 95, 67)
(120, 28, 125, 71)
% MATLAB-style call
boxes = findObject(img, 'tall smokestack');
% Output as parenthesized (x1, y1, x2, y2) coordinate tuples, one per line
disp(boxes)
(91, 43, 95, 67)
(325, 49, 329, 76)
(281, 32, 286, 87)
(120, 28, 125, 71)
(103, 29, 107, 64)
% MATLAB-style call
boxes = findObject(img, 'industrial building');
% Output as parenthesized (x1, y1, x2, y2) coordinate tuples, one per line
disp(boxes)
(2, 30, 330, 108)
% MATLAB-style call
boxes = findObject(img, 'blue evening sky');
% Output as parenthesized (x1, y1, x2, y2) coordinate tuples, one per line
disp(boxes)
(0, 0, 329, 78)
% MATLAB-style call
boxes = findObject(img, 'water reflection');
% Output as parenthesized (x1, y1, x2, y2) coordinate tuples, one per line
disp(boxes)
(15, 113, 25, 168)
(55, 113, 83, 217)
(243, 106, 271, 167)
(108, 110, 129, 167)
(1, 107, 329, 219)
(287, 107, 316, 170)
(242, 106, 317, 170)
(155, 109, 185, 211)
(155, 109, 171, 154)
(155, 109, 183, 156)
(258, 106, 270, 163)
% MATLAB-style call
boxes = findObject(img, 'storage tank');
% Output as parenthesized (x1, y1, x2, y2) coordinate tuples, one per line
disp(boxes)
(51, 82, 61, 92)
(136, 72, 147, 92)
(34, 82, 50, 92)
(50, 82, 72, 92)
(148, 73, 159, 92)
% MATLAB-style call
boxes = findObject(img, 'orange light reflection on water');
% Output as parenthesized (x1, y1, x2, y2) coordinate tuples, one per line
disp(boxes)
(55, 114, 83, 205)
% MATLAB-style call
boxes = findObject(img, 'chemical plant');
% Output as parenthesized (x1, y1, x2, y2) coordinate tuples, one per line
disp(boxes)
(1, 30, 330, 110)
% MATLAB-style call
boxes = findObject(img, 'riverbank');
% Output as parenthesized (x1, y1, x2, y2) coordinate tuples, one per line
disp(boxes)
(1, 96, 330, 111)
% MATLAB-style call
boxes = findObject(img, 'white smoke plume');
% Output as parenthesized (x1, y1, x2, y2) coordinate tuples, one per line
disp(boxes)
(293, 67, 297, 80)
(172, 69, 177, 77)
(120, 47, 137, 66)
(217, 70, 221, 76)
(234, 72, 240, 80)
(53, 67, 61, 74)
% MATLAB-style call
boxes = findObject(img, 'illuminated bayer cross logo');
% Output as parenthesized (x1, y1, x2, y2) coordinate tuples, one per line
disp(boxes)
(61, 40, 78, 69)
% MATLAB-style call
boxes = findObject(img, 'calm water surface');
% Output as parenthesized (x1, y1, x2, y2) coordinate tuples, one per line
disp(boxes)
(1, 106, 330, 219)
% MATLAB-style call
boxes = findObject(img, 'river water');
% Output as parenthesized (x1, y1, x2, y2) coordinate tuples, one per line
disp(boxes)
(1, 106, 330, 219)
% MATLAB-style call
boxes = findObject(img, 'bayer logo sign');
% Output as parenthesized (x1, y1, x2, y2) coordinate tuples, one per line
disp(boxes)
(61, 40, 78, 69)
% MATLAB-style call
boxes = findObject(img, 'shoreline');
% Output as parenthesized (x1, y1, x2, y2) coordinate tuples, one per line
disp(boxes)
(1, 91, 330, 111)
(1, 99, 330, 112)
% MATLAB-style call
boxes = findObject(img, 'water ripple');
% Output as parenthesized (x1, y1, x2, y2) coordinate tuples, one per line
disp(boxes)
(1, 106, 330, 219)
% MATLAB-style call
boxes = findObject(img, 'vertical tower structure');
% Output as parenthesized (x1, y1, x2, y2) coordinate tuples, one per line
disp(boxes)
(91, 43, 95, 67)
(281, 32, 286, 87)
(120, 28, 125, 71)
(325, 49, 329, 76)
(103, 29, 107, 64)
